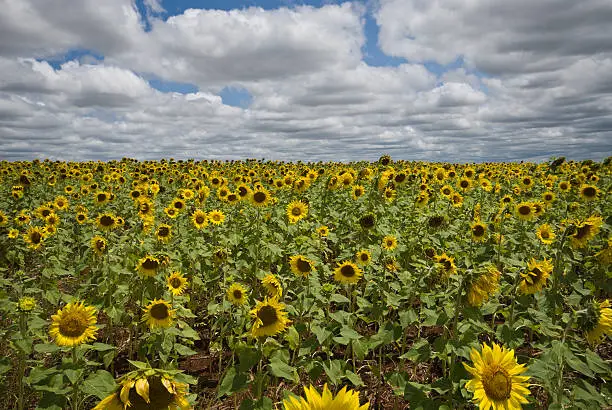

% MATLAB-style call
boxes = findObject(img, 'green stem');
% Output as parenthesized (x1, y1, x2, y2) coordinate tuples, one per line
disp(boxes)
(71, 347, 79, 410)
(17, 312, 27, 410)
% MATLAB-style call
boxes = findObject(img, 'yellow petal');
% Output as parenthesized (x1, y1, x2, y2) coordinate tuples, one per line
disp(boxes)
(135, 378, 150, 403)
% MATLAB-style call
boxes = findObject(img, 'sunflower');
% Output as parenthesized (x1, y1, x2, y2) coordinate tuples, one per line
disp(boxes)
(519, 258, 552, 295)
(359, 213, 375, 230)
(596, 237, 612, 264)
(76, 212, 88, 224)
(570, 215, 603, 249)
(334, 261, 363, 285)
(286, 200, 309, 224)
(558, 180, 570, 192)
(381, 235, 398, 251)
(467, 266, 500, 307)
(49, 301, 98, 347)
(36, 204, 54, 219)
(383, 187, 397, 202)
(451, 192, 463, 207)
(164, 206, 179, 219)
(142, 299, 175, 330)
(355, 250, 372, 266)
(15, 211, 31, 226)
(541, 191, 555, 205)
(435, 253, 457, 278)
(94, 191, 110, 206)
(463, 342, 530, 410)
(316, 225, 329, 237)
(250, 297, 291, 338)
(351, 185, 365, 200)
(536, 224, 555, 245)
(514, 202, 535, 221)
(251, 188, 271, 207)
(190, 209, 208, 230)
(227, 283, 248, 306)
(137, 255, 161, 277)
(92, 368, 191, 410)
(283, 384, 370, 410)
(581, 300, 612, 345)
(96, 213, 116, 231)
(7, 229, 19, 239)
(207, 209, 224, 225)
(167, 271, 188, 296)
(471, 220, 487, 242)
(171, 198, 186, 212)
(579, 184, 599, 201)
(91, 235, 107, 256)
(458, 178, 472, 192)
(290, 255, 315, 277)
(156, 224, 173, 243)
(24, 226, 45, 250)
(440, 184, 453, 197)
(261, 274, 283, 298)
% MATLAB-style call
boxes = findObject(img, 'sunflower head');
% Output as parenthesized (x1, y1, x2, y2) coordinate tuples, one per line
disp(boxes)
(208, 209, 225, 225)
(142, 299, 175, 330)
(471, 220, 487, 242)
(156, 224, 173, 242)
(137, 255, 161, 277)
(579, 300, 612, 345)
(227, 283, 248, 306)
(359, 214, 375, 230)
(515, 202, 535, 221)
(287, 200, 308, 224)
(463, 342, 530, 410)
(166, 271, 188, 296)
(283, 384, 370, 410)
(289, 255, 315, 277)
(92, 367, 191, 410)
(49, 301, 98, 347)
(24, 226, 45, 250)
(536, 224, 555, 245)
(519, 258, 552, 294)
(580, 184, 599, 201)
(250, 297, 291, 338)
(382, 235, 398, 251)
(18, 296, 37, 312)
(334, 261, 363, 285)
(355, 250, 372, 266)
(261, 274, 283, 298)
(91, 235, 107, 256)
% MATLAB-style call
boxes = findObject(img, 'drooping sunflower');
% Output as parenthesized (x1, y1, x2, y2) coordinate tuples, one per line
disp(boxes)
(536, 224, 555, 245)
(287, 200, 308, 224)
(227, 283, 248, 306)
(570, 215, 603, 249)
(334, 261, 363, 285)
(514, 202, 535, 221)
(142, 299, 175, 330)
(96, 213, 116, 231)
(467, 266, 501, 307)
(166, 271, 188, 296)
(290, 255, 315, 277)
(91, 235, 107, 256)
(137, 255, 161, 277)
(519, 258, 552, 295)
(283, 384, 370, 410)
(381, 235, 398, 251)
(24, 226, 45, 250)
(355, 250, 372, 266)
(579, 184, 599, 201)
(580, 300, 612, 345)
(208, 209, 225, 225)
(435, 252, 457, 278)
(250, 297, 291, 338)
(92, 368, 191, 410)
(471, 219, 487, 242)
(358, 213, 375, 230)
(463, 343, 530, 410)
(156, 223, 173, 243)
(49, 301, 98, 347)
(261, 274, 283, 298)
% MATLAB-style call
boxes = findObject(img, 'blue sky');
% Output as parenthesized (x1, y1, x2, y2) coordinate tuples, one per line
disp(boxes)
(0, 0, 610, 161)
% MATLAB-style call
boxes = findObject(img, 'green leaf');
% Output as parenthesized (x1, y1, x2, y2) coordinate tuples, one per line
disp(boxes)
(174, 343, 197, 356)
(268, 356, 298, 382)
(127, 360, 150, 370)
(322, 360, 344, 385)
(584, 349, 610, 375)
(563, 350, 594, 378)
(0, 357, 11, 375)
(285, 326, 300, 350)
(63, 368, 84, 385)
(311, 325, 331, 344)
(344, 370, 364, 386)
(239, 397, 274, 410)
(82, 370, 117, 400)
(330, 293, 350, 303)
(89, 343, 115, 352)
(217, 367, 249, 398)
(340, 326, 361, 340)
(236, 345, 261, 373)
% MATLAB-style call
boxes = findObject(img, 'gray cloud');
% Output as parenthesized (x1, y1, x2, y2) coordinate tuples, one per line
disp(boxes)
(0, 0, 610, 162)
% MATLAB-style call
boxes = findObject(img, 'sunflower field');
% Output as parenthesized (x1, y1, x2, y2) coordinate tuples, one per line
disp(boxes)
(0, 156, 610, 410)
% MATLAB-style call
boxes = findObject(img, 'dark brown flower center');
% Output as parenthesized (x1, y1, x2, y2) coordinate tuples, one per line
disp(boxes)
(473, 225, 485, 237)
(257, 305, 278, 327)
(582, 187, 596, 197)
(233, 289, 243, 300)
(30, 232, 42, 244)
(253, 192, 267, 203)
(340, 265, 355, 277)
(518, 205, 531, 215)
(574, 224, 591, 240)
(100, 215, 114, 226)
(142, 258, 159, 270)
(158, 226, 170, 237)
(483, 370, 512, 401)
(291, 207, 302, 216)
(195, 216, 205, 224)
(59, 314, 87, 337)
(150, 303, 169, 320)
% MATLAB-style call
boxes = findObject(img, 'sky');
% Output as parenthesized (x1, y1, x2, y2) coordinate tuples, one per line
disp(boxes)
(0, 0, 611, 162)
